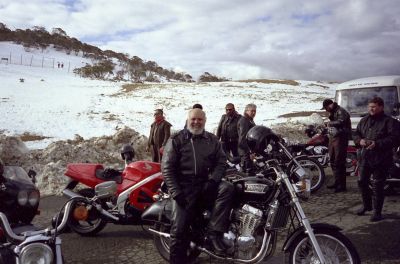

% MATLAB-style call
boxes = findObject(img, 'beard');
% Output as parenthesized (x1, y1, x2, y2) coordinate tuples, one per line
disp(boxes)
(187, 122, 204, 135)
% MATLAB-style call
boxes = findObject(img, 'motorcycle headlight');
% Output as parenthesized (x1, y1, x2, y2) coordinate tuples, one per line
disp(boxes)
(29, 190, 40, 207)
(17, 190, 29, 206)
(293, 179, 311, 200)
(20, 243, 54, 264)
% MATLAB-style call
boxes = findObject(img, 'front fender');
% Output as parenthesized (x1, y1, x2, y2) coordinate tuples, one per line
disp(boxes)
(282, 223, 341, 252)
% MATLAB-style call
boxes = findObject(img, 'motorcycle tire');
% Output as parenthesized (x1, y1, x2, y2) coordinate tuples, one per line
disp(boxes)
(152, 223, 201, 262)
(289, 156, 325, 193)
(286, 228, 360, 264)
(68, 188, 107, 236)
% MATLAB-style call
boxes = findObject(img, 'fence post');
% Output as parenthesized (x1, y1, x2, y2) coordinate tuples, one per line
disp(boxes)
(30, 55, 33, 66)
(42, 56, 44, 68)
(9, 52, 11, 64)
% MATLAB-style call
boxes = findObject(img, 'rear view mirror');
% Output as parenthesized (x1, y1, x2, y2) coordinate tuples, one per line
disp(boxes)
(392, 102, 400, 116)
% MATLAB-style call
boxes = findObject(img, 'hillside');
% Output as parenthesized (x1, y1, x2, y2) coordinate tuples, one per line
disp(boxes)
(0, 22, 196, 82)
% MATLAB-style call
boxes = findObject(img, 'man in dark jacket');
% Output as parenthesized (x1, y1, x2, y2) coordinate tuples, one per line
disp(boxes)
(237, 103, 256, 172)
(216, 103, 241, 157)
(162, 108, 234, 264)
(353, 97, 400, 222)
(321, 99, 351, 193)
(148, 109, 172, 162)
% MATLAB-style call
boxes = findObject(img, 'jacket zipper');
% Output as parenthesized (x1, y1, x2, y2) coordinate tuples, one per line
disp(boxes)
(190, 138, 197, 176)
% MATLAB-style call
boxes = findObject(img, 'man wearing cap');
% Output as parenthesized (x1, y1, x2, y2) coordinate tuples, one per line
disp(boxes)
(216, 103, 241, 157)
(148, 109, 172, 162)
(321, 99, 351, 193)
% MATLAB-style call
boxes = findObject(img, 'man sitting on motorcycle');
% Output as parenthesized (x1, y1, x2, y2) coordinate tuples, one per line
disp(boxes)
(162, 108, 234, 264)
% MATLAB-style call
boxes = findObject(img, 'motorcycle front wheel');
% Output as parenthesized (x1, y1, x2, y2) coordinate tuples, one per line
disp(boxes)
(153, 223, 201, 262)
(68, 188, 107, 236)
(287, 229, 360, 264)
(290, 156, 325, 193)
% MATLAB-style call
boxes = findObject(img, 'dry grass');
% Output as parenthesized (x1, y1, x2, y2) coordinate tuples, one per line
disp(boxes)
(237, 79, 300, 86)
(110, 83, 155, 97)
(278, 111, 328, 118)
(19, 132, 51, 142)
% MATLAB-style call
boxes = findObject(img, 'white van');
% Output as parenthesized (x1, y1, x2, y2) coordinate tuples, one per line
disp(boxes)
(335, 75, 400, 129)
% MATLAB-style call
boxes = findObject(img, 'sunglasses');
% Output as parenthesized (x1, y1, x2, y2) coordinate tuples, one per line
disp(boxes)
(226, 108, 233, 111)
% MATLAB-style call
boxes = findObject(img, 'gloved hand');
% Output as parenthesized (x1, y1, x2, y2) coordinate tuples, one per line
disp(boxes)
(174, 193, 187, 208)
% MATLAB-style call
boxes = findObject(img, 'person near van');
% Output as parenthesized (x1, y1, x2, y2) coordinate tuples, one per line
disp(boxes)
(353, 97, 400, 222)
(216, 103, 241, 157)
(147, 109, 172, 162)
(321, 99, 351, 193)
(237, 103, 257, 172)
(162, 108, 234, 263)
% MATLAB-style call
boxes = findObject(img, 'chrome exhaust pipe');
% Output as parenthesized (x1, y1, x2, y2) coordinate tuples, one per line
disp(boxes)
(62, 188, 119, 222)
(148, 228, 171, 238)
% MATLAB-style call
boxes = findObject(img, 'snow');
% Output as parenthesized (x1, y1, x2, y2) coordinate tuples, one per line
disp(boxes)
(0, 42, 336, 150)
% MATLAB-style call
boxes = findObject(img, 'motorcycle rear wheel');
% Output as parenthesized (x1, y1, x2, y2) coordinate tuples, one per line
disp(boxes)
(287, 229, 360, 264)
(290, 157, 325, 193)
(68, 188, 107, 236)
(153, 223, 201, 262)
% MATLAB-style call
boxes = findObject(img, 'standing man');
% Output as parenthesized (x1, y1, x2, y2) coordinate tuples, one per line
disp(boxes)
(321, 98, 351, 193)
(353, 97, 400, 222)
(216, 103, 241, 157)
(162, 108, 234, 263)
(148, 109, 172, 162)
(237, 103, 257, 172)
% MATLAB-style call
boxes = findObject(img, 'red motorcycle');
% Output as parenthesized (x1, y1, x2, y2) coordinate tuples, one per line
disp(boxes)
(290, 125, 358, 176)
(57, 144, 163, 236)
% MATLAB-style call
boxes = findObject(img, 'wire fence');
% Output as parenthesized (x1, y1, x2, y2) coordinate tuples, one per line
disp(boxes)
(0, 51, 73, 72)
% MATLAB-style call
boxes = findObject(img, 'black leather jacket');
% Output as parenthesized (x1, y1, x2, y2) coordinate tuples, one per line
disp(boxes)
(237, 114, 255, 155)
(216, 112, 241, 143)
(353, 112, 400, 167)
(328, 103, 351, 139)
(162, 129, 226, 199)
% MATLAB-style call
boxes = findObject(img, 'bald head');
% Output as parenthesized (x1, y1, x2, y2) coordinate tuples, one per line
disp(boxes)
(187, 108, 206, 135)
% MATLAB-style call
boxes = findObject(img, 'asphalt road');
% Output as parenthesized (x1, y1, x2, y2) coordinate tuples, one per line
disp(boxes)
(33, 174, 400, 264)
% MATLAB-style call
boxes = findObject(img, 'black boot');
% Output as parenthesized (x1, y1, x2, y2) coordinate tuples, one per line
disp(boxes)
(370, 212, 383, 222)
(207, 232, 226, 256)
(327, 184, 337, 189)
(357, 181, 372, 215)
(371, 183, 385, 222)
(356, 205, 372, 215)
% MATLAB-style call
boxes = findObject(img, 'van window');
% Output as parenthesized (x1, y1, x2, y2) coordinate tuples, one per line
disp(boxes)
(336, 86, 398, 116)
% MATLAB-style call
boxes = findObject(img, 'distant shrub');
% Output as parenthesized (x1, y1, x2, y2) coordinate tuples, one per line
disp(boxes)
(198, 72, 229, 82)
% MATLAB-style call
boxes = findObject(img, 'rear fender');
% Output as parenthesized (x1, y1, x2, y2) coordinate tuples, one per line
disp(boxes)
(282, 223, 341, 252)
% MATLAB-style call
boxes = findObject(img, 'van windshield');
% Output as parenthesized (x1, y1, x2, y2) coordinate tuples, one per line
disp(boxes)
(336, 86, 398, 116)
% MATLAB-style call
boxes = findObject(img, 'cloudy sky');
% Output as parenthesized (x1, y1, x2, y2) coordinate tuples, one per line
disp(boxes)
(1, 0, 399, 81)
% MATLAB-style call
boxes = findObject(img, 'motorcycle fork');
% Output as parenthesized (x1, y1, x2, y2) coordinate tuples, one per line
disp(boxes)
(281, 172, 327, 263)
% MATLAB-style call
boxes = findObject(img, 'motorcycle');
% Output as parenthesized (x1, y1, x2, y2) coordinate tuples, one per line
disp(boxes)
(225, 143, 326, 193)
(57, 144, 163, 236)
(142, 129, 361, 263)
(0, 192, 84, 264)
(0, 165, 64, 264)
(0, 165, 40, 225)
(287, 125, 358, 176)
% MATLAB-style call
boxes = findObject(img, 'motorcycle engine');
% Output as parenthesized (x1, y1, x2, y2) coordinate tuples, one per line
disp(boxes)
(224, 204, 264, 260)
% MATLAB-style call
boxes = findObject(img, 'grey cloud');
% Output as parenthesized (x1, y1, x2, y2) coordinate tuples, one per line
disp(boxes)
(1, 0, 399, 81)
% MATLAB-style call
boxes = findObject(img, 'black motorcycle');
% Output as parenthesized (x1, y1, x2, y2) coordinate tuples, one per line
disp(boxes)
(0, 166, 40, 225)
(142, 128, 361, 263)
(0, 165, 67, 263)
